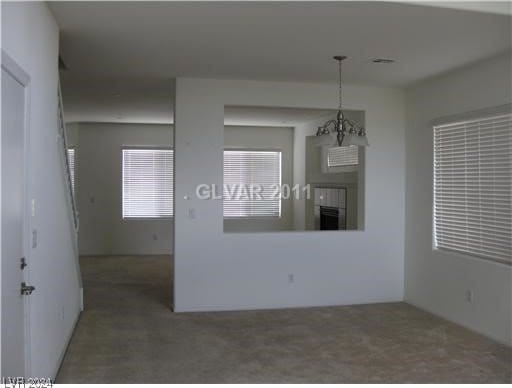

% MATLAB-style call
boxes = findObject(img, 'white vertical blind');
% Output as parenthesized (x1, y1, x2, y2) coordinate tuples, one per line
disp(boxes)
(433, 113, 512, 264)
(122, 149, 173, 218)
(223, 150, 281, 217)
(328, 146, 358, 167)
(67, 148, 75, 192)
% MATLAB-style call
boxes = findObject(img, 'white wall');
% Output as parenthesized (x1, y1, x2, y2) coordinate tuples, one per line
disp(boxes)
(405, 53, 512, 345)
(75, 123, 295, 253)
(66, 122, 79, 147)
(292, 120, 313, 231)
(1, 2, 82, 378)
(174, 78, 405, 312)
(72, 123, 173, 255)
(224, 125, 294, 232)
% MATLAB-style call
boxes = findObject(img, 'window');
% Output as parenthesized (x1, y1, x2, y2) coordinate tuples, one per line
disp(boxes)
(223, 150, 281, 217)
(67, 148, 75, 192)
(122, 148, 173, 218)
(433, 113, 511, 264)
(327, 145, 358, 167)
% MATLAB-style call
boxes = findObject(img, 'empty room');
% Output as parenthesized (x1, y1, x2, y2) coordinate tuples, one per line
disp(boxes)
(1, 0, 511, 385)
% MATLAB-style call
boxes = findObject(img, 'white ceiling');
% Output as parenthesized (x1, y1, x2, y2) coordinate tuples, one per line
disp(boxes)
(411, 1, 511, 15)
(49, 1, 512, 124)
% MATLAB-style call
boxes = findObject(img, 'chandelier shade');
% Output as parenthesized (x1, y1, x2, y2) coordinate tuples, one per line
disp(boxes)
(312, 131, 336, 147)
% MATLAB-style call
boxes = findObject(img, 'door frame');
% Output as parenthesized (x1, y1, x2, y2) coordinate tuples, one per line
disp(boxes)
(1, 50, 32, 376)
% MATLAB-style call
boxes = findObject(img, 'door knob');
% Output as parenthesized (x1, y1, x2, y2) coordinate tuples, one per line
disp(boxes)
(20, 257, 27, 270)
(20, 282, 35, 295)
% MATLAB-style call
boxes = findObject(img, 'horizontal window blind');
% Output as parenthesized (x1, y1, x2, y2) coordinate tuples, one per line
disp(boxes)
(433, 113, 512, 264)
(328, 146, 358, 167)
(67, 148, 75, 192)
(224, 150, 281, 217)
(122, 149, 173, 218)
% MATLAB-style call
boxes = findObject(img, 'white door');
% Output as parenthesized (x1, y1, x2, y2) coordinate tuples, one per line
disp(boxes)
(1, 61, 29, 378)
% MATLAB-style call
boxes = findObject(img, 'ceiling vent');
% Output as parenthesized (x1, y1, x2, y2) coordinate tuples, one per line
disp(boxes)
(372, 58, 395, 64)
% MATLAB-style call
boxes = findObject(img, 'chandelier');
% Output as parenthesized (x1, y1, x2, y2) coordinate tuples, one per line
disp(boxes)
(314, 56, 369, 147)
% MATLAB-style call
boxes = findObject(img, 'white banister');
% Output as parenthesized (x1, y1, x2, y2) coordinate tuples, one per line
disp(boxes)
(57, 80, 83, 309)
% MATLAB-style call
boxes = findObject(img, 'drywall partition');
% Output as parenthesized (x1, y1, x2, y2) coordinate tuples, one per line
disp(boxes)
(292, 117, 325, 231)
(2, 2, 82, 378)
(405, 53, 512, 345)
(174, 78, 405, 312)
(73, 123, 173, 255)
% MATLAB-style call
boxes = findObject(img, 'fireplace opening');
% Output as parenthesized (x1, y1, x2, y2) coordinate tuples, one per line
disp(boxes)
(320, 206, 340, 230)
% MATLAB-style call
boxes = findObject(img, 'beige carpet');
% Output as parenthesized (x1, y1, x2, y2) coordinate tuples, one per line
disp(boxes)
(56, 255, 511, 383)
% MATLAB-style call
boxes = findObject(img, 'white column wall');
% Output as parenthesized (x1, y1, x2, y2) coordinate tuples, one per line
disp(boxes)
(174, 78, 405, 312)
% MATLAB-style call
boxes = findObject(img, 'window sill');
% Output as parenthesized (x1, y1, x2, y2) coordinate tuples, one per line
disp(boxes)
(122, 217, 174, 221)
(224, 216, 282, 220)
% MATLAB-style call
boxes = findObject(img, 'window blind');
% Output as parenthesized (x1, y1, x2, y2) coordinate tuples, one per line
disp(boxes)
(328, 146, 358, 167)
(223, 150, 281, 217)
(122, 148, 173, 218)
(433, 113, 512, 264)
(67, 148, 75, 192)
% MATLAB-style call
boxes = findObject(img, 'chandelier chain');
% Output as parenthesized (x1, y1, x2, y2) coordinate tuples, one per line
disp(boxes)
(338, 59, 343, 111)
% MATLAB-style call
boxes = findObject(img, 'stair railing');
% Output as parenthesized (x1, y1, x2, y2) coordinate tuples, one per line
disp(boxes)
(57, 80, 83, 306)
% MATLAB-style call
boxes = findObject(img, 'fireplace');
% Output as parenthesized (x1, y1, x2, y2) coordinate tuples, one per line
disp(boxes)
(314, 187, 347, 230)
(320, 206, 340, 230)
